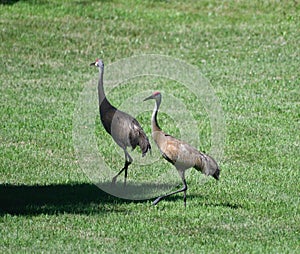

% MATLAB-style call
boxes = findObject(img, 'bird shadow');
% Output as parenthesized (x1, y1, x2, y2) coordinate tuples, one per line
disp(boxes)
(208, 202, 242, 210)
(0, 182, 241, 215)
(151, 194, 243, 210)
(0, 0, 109, 5)
(0, 0, 20, 5)
(0, 182, 176, 216)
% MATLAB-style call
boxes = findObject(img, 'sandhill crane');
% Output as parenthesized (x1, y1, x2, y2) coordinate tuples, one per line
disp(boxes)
(90, 59, 151, 186)
(144, 91, 220, 206)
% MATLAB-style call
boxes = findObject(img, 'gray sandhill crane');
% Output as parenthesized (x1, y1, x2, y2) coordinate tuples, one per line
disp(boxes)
(144, 91, 220, 206)
(90, 59, 151, 186)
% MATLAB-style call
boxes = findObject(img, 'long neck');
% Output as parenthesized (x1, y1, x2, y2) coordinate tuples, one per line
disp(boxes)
(152, 98, 162, 131)
(98, 66, 106, 105)
(97, 66, 112, 109)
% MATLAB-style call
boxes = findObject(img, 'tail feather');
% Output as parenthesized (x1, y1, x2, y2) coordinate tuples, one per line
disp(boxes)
(212, 167, 220, 180)
(138, 130, 151, 157)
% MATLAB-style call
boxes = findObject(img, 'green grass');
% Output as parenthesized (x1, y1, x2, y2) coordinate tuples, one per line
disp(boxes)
(1, 0, 299, 253)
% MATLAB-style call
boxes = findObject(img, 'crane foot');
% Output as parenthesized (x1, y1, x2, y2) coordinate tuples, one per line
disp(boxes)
(152, 196, 162, 206)
(111, 176, 117, 185)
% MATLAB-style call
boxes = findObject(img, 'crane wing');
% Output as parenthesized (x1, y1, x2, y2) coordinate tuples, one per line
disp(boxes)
(154, 131, 205, 170)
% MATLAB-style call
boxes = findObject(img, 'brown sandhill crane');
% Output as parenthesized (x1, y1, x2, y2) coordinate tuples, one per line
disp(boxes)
(144, 91, 220, 206)
(90, 59, 151, 185)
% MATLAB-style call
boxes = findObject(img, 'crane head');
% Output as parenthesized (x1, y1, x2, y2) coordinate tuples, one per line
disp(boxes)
(143, 91, 161, 101)
(90, 58, 104, 69)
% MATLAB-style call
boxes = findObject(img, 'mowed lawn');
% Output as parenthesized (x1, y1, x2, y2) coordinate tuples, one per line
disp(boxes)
(0, 0, 299, 253)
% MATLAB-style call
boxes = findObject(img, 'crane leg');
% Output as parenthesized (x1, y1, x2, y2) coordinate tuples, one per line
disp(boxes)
(152, 171, 187, 206)
(112, 149, 132, 186)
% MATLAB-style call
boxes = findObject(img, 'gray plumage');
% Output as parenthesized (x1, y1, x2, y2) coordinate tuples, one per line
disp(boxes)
(144, 91, 220, 206)
(91, 59, 151, 185)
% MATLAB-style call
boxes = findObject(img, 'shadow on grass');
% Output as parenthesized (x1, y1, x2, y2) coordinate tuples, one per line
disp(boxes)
(0, 0, 20, 5)
(156, 194, 243, 210)
(0, 0, 110, 5)
(0, 182, 179, 216)
(0, 182, 241, 215)
(199, 201, 243, 210)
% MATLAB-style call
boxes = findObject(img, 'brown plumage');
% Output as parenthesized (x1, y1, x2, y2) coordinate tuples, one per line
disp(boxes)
(144, 91, 220, 206)
(91, 59, 151, 185)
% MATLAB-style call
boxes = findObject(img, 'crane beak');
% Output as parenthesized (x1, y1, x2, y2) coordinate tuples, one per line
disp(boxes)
(143, 95, 154, 101)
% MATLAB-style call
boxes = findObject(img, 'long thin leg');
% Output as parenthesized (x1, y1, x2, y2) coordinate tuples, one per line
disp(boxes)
(111, 161, 131, 185)
(112, 149, 132, 186)
(124, 150, 133, 186)
(152, 170, 187, 206)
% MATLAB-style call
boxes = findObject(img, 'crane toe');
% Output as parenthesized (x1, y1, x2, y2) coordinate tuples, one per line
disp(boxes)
(111, 176, 117, 185)
(152, 196, 162, 206)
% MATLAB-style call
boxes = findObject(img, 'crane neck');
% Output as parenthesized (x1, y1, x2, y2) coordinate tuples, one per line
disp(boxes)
(97, 66, 111, 108)
(152, 98, 162, 132)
